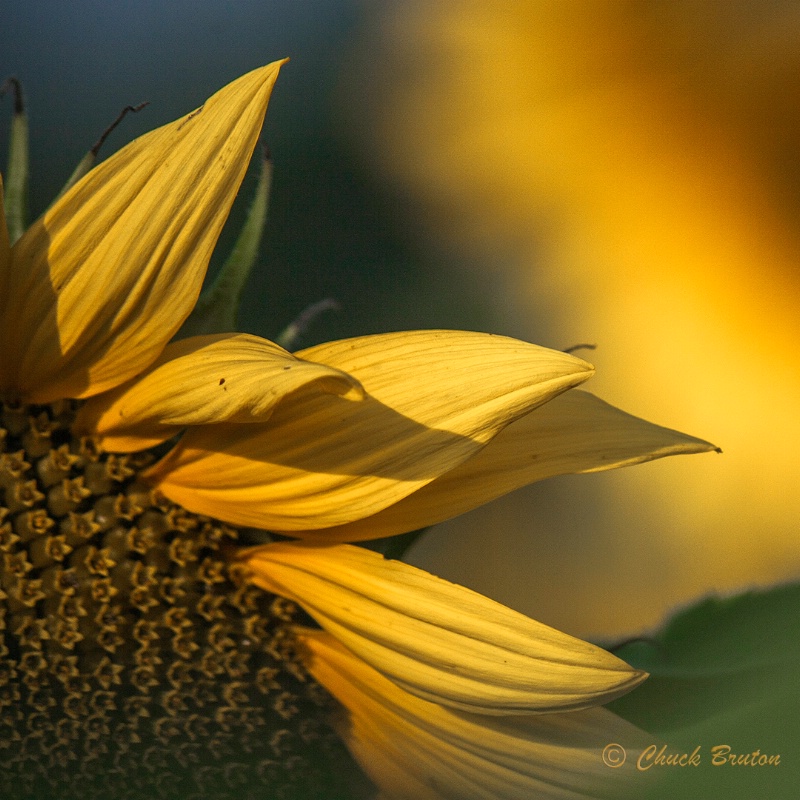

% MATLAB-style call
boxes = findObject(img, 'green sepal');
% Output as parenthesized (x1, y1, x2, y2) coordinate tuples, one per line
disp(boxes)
(179, 144, 272, 337)
(51, 102, 148, 205)
(276, 297, 340, 350)
(361, 528, 429, 561)
(2, 78, 29, 243)
(53, 151, 97, 203)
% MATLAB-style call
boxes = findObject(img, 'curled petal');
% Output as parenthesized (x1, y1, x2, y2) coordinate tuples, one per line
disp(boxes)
(3, 61, 284, 403)
(75, 333, 364, 451)
(299, 629, 649, 800)
(243, 543, 646, 714)
(300, 390, 719, 541)
(145, 330, 593, 530)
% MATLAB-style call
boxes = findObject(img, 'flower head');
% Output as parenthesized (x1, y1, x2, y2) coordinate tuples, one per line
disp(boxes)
(1, 63, 715, 798)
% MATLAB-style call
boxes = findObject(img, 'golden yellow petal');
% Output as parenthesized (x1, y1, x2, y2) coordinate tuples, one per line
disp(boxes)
(145, 330, 592, 530)
(3, 61, 285, 404)
(345, 715, 466, 800)
(300, 390, 719, 541)
(74, 333, 363, 451)
(300, 629, 649, 800)
(243, 543, 645, 714)
(295, 332, 594, 436)
(345, 722, 450, 800)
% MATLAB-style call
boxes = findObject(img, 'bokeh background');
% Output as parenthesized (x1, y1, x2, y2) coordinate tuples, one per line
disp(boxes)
(4, 3, 799, 797)
(3, 0, 797, 649)
(345, 0, 800, 642)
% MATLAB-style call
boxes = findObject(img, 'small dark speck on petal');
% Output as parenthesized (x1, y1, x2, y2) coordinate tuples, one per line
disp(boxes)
(219, 378, 225, 385)
(283, 366, 291, 371)
(177, 104, 204, 130)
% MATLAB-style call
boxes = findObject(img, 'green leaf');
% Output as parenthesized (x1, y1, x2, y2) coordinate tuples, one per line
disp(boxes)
(607, 584, 800, 799)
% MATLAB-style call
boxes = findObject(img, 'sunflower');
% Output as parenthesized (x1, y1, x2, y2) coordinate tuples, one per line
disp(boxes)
(1, 62, 714, 799)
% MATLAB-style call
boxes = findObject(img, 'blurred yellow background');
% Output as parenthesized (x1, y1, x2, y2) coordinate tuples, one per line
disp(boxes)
(348, 1, 800, 638)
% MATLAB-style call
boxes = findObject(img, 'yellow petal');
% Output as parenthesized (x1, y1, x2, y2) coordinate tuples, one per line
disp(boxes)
(301, 390, 719, 541)
(145, 330, 592, 530)
(243, 543, 646, 714)
(299, 629, 649, 800)
(2, 61, 285, 404)
(74, 333, 363, 451)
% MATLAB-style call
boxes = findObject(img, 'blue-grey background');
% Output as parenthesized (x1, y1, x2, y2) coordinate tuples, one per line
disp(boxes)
(1, 0, 494, 346)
